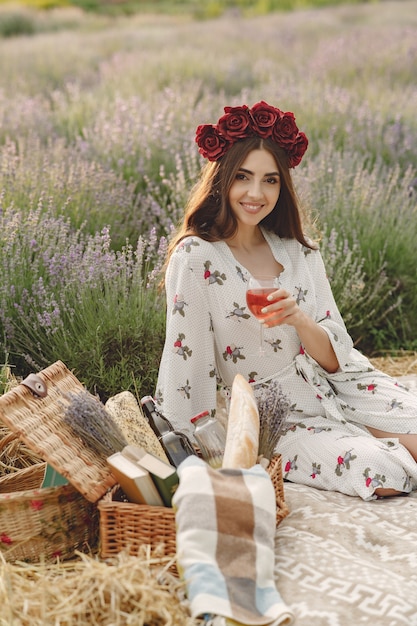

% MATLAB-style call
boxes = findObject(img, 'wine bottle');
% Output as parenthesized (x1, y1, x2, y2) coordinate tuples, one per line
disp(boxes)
(140, 396, 196, 467)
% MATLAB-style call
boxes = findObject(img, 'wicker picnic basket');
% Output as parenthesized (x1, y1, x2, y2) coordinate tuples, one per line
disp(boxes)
(0, 361, 114, 563)
(98, 453, 288, 563)
(0, 471, 98, 562)
(0, 360, 289, 568)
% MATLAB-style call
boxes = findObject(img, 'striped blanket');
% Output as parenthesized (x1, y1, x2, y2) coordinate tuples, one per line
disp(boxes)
(173, 456, 293, 626)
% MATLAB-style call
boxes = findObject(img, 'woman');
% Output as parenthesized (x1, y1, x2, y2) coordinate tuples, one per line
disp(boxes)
(156, 100, 417, 500)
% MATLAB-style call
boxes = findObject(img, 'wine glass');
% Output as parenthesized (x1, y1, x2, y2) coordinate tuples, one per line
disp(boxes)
(246, 275, 280, 356)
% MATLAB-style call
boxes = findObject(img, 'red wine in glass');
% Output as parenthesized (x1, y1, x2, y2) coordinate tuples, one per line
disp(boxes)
(246, 275, 280, 355)
(246, 288, 277, 320)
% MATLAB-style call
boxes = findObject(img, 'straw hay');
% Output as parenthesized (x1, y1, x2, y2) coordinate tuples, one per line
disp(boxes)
(369, 352, 417, 377)
(0, 549, 199, 626)
(0, 429, 43, 474)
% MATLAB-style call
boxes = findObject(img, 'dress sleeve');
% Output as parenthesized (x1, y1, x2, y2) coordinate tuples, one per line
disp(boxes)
(305, 247, 354, 370)
(155, 243, 218, 442)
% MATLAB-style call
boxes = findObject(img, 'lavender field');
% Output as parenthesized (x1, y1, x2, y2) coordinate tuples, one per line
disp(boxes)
(0, 0, 416, 398)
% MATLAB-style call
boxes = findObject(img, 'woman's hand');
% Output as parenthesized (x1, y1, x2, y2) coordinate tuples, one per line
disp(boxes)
(260, 288, 301, 328)
(260, 288, 340, 373)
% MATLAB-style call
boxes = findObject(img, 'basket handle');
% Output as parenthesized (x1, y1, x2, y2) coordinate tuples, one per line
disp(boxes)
(21, 373, 48, 398)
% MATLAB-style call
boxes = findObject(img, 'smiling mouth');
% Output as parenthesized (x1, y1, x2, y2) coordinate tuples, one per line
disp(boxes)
(241, 203, 263, 213)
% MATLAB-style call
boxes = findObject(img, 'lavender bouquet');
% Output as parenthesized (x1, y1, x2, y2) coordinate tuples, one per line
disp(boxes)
(63, 390, 128, 457)
(254, 380, 291, 465)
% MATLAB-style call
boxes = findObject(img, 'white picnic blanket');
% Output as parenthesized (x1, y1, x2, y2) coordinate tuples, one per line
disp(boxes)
(274, 483, 417, 625)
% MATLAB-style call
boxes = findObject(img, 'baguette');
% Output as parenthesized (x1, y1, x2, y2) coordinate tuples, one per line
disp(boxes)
(222, 374, 259, 469)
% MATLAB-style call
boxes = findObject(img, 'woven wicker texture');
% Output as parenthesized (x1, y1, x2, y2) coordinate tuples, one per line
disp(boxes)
(0, 361, 115, 503)
(98, 455, 288, 564)
(269, 454, 290, 525)
(0, 479, 98, 562)
(98, 487, 176, 560)
(0, 462, 47, 493)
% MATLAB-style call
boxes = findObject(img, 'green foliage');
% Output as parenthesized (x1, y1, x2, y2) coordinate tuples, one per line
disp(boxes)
(319, 228, 402, 353)
(0, 10, 35, 36)
(0, 203, 167, 400)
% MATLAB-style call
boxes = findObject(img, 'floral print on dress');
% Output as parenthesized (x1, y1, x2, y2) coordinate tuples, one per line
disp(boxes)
(357, 382, 377, 394)
(295, 285, 308, 305)
(226, 302, 250, 322)
(173, 333, 192, 360)
(173, 294, 187, 317)
(177, 379, 191, 400)
(204, 261, 226, 285)
(284, 455, 298, 479)
(265, 338, 282, 352)
(311, 462, 321, 479)
(180, 237, 200, 253)
(307, 426, 331, 434)
(335, 450, 357, 476)
(223, 344, 245, 363)
(363, 467, 386, 490)
(386, 399, 403, 411)
(236, 266, 247, 282)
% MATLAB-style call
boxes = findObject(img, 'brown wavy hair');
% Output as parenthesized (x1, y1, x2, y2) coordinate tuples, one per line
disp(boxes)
(164, 136, 316, 272)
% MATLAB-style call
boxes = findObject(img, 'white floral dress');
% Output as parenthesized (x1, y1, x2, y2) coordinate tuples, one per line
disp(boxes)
(156, 228, 417, 500)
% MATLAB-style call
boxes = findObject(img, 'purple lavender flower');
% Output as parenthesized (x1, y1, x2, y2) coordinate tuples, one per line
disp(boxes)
(63, 390, 127, 457)
(254, 380, 291, 462)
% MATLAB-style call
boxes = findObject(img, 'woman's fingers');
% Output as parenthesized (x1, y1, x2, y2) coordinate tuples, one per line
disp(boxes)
(261, 291, 297, 327)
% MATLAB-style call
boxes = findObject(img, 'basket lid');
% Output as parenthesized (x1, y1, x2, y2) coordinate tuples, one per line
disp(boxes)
(0, 361, 116, 502)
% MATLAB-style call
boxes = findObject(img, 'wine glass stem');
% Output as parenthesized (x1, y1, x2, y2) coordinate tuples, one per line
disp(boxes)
(259, 322, 265, 355)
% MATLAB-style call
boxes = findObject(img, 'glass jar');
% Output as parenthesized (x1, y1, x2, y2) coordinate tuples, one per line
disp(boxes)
(191, 411, 226, 469)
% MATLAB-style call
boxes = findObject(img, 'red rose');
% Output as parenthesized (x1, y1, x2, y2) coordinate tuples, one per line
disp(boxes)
(195, 124, 231, 161)
(1, 533, 12, 545)
(272, 111, 299, 147)
(250, 101, 281, 138)
(217, 105, 252, 140)
(287, 132, 308, 168)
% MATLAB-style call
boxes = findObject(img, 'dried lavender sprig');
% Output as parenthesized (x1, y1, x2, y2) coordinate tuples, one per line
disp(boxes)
(254, 380, 291, 461)
(63, 390, 128, 457)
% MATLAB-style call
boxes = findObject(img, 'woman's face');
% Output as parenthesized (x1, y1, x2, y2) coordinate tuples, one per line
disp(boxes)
(228, 148, 281, 229)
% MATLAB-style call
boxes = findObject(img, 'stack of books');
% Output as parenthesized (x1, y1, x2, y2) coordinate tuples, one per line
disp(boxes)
(107, 445, 179, 507)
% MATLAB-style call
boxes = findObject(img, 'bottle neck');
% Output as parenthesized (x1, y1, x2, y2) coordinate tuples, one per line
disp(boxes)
(141, 397, 173, 436)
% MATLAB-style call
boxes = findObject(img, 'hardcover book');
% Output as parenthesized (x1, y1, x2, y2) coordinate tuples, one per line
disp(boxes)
(107, 451, 164, 506)
(122, 444, 179, 507)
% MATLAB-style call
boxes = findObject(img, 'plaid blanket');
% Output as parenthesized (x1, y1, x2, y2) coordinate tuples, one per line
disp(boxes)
(173, 456, 293, 626)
